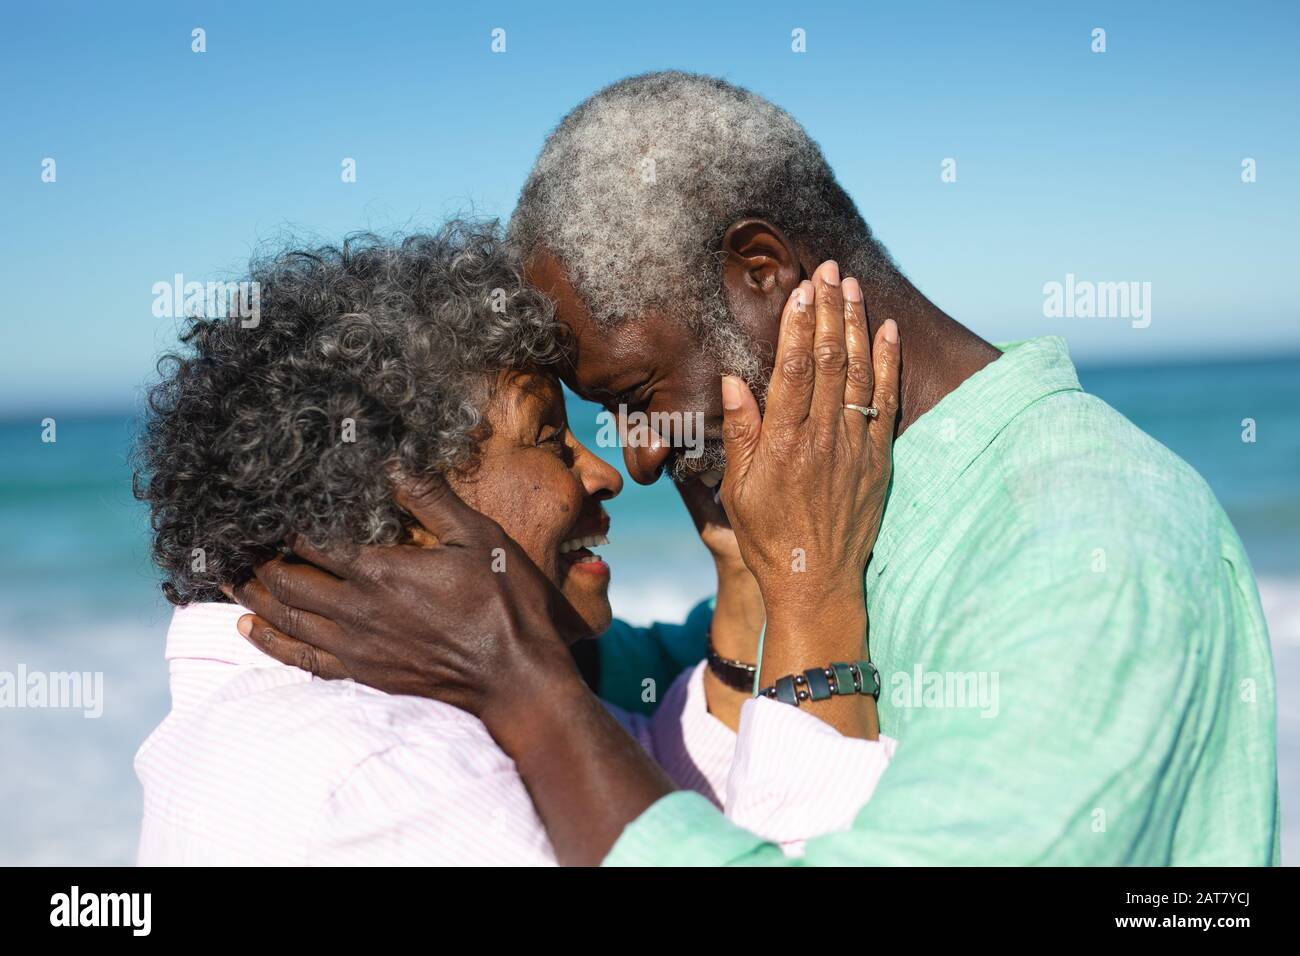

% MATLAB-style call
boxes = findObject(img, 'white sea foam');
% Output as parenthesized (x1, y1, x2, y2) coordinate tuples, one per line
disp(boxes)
(0, 619, 169, 866)
(608, 578, 713, 628)
(1260, 577, 1300, 648)
(1261, 579, 1300, 867)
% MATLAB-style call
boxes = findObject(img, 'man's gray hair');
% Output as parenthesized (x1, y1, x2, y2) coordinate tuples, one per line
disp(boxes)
(509, 70, 899, 376)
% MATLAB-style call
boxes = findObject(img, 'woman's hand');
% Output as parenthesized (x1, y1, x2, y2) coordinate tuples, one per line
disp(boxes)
(718, 260, 900, 737)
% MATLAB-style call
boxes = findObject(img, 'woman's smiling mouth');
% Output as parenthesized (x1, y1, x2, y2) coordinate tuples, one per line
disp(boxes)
(559, 533, 611, 576)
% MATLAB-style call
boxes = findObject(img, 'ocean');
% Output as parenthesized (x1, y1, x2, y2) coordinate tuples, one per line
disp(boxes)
(2, 354, 1297, 865)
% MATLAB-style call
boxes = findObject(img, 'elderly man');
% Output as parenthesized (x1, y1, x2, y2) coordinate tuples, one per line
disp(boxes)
(241, 72, 1278, 866)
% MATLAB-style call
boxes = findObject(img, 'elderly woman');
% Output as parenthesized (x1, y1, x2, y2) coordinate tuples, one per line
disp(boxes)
(133, 221, 899, 865)
(132, 221, 784, 864)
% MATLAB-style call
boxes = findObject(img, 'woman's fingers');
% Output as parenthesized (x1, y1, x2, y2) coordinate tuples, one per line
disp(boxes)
(809, 261, 849, 430)
(762, 280, 816, 432)
(870, 318, 902, 449)
(719, 374, 761, 498)
(841, 276, 874, 420)
(235, 613, 352, 680)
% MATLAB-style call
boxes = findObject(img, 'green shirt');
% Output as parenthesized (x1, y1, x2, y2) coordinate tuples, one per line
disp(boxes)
(605, 336, 1279, 866)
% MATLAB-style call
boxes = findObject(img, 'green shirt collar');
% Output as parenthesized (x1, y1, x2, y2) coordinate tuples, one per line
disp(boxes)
(871, 336, 1082, 574)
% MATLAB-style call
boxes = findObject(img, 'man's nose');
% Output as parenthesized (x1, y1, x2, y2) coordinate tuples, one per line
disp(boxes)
(624, 430, 672, 485)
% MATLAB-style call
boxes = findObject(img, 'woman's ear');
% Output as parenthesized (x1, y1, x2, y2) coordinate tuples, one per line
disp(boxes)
(407, 525, 442, 548)
(719, 218, 803, 343)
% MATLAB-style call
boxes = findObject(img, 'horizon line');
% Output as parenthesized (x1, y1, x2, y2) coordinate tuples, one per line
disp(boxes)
(3, 348, 1298, 424)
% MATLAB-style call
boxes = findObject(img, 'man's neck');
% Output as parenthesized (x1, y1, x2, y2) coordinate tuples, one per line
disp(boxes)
(858, 273, 1001, 436)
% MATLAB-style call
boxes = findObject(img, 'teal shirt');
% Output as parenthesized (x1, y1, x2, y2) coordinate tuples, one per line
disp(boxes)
(605, 336, 1279, 866)
(596, 598, 713, 715)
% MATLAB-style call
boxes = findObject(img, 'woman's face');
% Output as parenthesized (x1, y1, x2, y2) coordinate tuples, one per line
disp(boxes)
(445, 370, 622, 640)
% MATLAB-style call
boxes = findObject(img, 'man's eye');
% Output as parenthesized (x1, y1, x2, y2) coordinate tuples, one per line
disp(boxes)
(609, 383, 648, 410)
(538, 426, 567, 449)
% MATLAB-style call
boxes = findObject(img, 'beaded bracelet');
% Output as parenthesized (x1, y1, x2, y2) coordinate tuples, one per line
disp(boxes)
(757, 660, 881, 707)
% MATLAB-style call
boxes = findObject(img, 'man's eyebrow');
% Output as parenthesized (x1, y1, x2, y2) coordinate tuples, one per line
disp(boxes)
(595, 376, 649, 406)
(578, 381, 625, 405)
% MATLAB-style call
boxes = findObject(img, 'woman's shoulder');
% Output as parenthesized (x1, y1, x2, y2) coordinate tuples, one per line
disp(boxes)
(135, 666, 507, 853)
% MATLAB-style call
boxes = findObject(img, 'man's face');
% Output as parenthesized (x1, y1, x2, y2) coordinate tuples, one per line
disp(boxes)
(525, 249, 733, 486)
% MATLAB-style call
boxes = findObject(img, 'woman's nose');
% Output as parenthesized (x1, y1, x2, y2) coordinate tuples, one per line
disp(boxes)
(575, 442, 624, 500)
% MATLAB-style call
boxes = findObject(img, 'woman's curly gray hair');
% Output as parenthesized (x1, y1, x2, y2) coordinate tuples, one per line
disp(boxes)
(134, 220, 564, 606)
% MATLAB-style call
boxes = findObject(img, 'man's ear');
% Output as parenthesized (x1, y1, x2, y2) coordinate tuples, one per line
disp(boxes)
(719, 218, 803, 342)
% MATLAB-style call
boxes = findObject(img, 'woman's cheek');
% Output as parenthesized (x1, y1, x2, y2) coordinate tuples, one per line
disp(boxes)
(451, 469, 540, 559)
(507, 472, 572, 570)
(528, 482, 576, 558)
(456, 454, 584, 581)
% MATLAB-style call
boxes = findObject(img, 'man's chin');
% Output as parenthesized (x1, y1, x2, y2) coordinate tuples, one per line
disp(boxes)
(668, 456, 723, 486)
(696, 467, 723, 488)
(668, 437, 727, 485)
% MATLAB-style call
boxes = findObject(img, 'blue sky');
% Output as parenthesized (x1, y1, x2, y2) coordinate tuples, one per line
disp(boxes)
(2, 0, 1297, 413)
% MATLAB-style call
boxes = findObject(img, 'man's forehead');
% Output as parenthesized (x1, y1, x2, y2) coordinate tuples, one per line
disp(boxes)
(560, 324, 653, 399)
(524, 249, 646, 383)
(524, 245, 706, 403)
(523, 245, 606, 330)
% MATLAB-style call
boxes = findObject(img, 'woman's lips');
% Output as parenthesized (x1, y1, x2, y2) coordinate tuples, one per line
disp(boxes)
(559, 533, 608, 554)
(559, 533, 610, 577)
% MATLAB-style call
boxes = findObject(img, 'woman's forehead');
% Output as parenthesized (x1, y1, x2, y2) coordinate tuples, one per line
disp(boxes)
(491, 369, 564, 421)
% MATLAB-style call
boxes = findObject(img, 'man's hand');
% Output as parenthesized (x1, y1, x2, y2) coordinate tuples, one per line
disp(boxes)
(227, 475, 579, 742)
(229, 473, 675, 864)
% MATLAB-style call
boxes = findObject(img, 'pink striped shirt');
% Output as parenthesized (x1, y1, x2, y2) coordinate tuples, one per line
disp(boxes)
(135, 602, 895, 865)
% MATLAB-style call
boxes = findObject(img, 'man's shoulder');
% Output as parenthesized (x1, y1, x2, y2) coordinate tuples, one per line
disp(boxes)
(992, 388, 1225, 551)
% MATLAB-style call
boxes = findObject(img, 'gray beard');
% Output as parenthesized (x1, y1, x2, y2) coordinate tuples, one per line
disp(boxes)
(667, 298, 771, 483)
(668, 433, 726, 483)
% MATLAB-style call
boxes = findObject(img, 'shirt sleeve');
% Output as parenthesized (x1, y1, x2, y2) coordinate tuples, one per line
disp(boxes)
(606, 538, 1212, 867)
(607, 660, 897, 845)
(726, 697, 897, 853)
(595, 598, 714, 715)
(607, 661, 736, 806)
